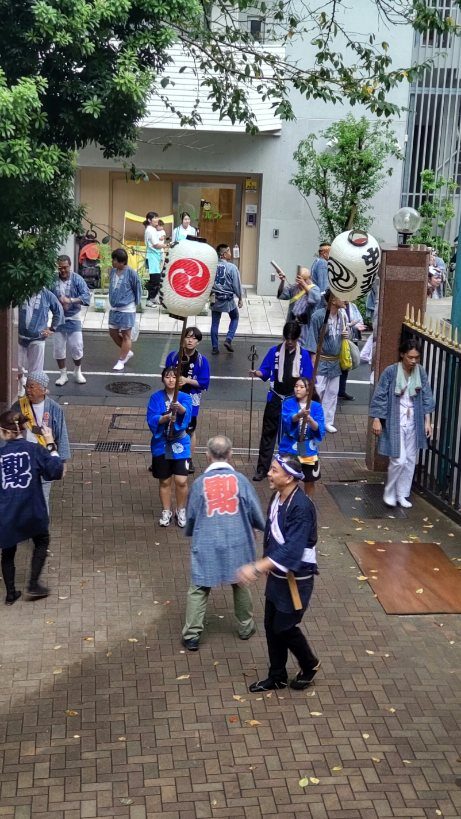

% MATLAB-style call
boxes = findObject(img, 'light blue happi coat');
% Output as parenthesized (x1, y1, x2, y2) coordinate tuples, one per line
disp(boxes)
(369, 363, 435, 458)
(10, 396, 71, 461)
(185, 464, 265, 587)
(306, 307, 345, 378)
(18, 289, 64, 346)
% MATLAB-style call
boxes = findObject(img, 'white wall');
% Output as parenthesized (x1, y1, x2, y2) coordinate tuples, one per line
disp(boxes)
(78, 4, 413, 294)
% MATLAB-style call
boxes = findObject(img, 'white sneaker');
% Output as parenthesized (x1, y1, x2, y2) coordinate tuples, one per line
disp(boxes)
(383, 490, 397, 507)
(55, 371, 68, 386)
(159, 509, 173, 527)
(146, 300, 156, 308)
(176, 508, 187, 528)
(325, 424, 337, 433)
(113, 360, 125, 371)
(122, 350, 134, 364)
(73, 368, 86, 384)
(398, 496, 413, 508)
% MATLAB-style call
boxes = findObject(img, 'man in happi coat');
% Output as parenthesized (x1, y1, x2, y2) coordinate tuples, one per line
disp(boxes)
(181, 435, 265, 651)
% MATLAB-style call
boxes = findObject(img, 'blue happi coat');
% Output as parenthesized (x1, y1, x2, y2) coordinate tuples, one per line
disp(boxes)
(311, 257, 329, 293)
(185, 463, 265, 586)
(18, 289, 64, 346)
(52, 272, 91, 333)
(279, 398, 325, 461)
(211, 260, 242, 313)
(0, 439, 63, 548)
(306, 307, 347, 378)
(277, 282, 321, 346)
(259, 343, 313, 401)
(165, 350, 210, 418)
(146, 389, 193, 459)
(369, 363, 435, 458)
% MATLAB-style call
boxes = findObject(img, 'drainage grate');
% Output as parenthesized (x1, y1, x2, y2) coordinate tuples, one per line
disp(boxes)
(94, 441, 132, 453)
(106, 381, 151, 395)
(326, 482, 407, 518)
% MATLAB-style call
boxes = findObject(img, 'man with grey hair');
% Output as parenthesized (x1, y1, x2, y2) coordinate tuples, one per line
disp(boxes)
(181, 435, 265, 650)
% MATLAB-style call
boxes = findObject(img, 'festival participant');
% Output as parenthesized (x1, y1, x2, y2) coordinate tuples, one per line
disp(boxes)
(306, 289, 349, 433)
(0, 410, 63, 604)
(172, 212, 197, 243)
(52, 254, 91, 385)
(146, 367, 193, 528)
(250, 321, 313, 481)
(165, 327, 210, 474)
(311, 242, 331, 295)
(279, 378, 325, 498)
(144, 212, 164, 307)
(370, 338, 435, 508)
(275, 265, 321, 346)
(109, 248, 142, 371)
(210, 244, 243, 355)
(237, 455, 320, 692)
(181, 435, 265, 650)
(11, 371, 71, 511)
(17, 288, 64, 396)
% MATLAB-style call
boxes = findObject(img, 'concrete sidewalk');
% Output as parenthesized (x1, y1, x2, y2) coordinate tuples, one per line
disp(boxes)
(1, 405, 461, 818)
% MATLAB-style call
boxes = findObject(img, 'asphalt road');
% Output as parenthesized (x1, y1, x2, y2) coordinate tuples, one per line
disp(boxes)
(43, 331, 372, 410)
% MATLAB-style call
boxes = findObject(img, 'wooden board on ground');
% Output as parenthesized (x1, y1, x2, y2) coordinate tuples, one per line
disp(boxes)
(348, 541, 461, 614)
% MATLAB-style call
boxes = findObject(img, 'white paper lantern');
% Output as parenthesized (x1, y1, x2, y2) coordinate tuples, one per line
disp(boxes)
(327, 230, 381, 302)
(160, 238, 218, 318)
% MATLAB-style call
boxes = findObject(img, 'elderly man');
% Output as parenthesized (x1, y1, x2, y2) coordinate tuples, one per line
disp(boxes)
(275, 264, 321, 347)
(11, 371, 71, 509)
(52, 254, 91, 385)
(311, 242, 331, 295)
(181, 435, 265, 651)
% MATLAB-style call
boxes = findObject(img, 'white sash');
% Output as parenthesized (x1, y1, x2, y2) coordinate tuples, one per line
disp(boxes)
(269, 492, 316, 565)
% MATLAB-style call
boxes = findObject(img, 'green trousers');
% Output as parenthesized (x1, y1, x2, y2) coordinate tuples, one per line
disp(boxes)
(182, 583, 254, 641)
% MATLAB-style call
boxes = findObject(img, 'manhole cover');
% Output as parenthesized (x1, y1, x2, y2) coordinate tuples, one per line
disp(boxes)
(326, 483, 407, 518)
(94, 442, 132, 453)
(106, 381, 151, 395)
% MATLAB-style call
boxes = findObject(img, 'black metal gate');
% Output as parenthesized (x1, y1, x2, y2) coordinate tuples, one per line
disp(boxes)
(402, 318, 461, 522)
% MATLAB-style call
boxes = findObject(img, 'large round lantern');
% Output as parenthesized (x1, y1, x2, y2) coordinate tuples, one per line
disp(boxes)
(327, 230, 381, 302)
(161, 237, 218, 318)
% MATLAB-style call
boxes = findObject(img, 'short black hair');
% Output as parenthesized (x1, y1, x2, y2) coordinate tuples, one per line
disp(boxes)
(216, 243, 230, 257)
(399, 338, 421, 357)
(161, 366, 176, 380)
(185, 326, 202, 342)
(112, 248, 128, 264)
(57, 254, 71, 265)
(180, 211, 191, 220)
(283, 321, 301, 341)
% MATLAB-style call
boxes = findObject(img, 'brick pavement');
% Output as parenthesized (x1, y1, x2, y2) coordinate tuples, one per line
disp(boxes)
(1, 406, 461, 818)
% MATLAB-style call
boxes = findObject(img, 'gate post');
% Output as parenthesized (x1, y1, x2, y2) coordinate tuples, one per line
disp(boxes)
(0, 309, 17, 411)
(366, 245, 429, 472)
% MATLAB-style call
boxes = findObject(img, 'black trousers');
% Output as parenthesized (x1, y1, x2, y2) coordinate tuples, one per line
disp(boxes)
(264, 595, 317, 682)
(256, 396, 283, 475)
(147, 273, 161, 300)
(338, 368, 349, 395)
(1, 532, 49, 593)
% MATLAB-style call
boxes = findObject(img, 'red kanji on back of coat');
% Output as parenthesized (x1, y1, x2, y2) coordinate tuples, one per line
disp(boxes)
(203, 474, 239, 517)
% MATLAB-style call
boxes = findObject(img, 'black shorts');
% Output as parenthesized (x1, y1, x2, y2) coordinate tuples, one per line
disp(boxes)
(151, 455, 190, 480)
(300, 461, 321, 483)
(186, 415, 197, 435)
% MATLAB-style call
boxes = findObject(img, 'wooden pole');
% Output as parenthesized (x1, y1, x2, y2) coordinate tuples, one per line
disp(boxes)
(298, 307, 330, 443)
(167, 317, 188, 440)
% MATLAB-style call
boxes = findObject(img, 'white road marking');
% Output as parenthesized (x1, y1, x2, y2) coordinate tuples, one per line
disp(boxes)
(45, 369, 370, 385)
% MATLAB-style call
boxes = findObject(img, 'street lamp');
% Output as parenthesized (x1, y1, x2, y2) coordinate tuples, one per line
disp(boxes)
(393, 206, 422, 246)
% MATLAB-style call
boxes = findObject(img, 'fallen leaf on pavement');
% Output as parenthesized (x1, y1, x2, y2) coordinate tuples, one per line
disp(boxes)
(415, 588, 424, 594)
(371, 757, 381, 763)
(176, 674, 190, 680)
(233, 695, 246, 702)
(387, 707, 396, 713)
(433, 568, 440, 572)
(362, 733, 370, 739)
(53, 669, 63, 675)
(331, 766, 342, 772)
(364, 540, 375, 545)
(213, 661, 219, 666)
(403, 759, 412, 764)
(54, 645, 62, 650)
(83, 636, 94, 642)
(299, 777, 309, 788)
(118, 736, 126, 741)
(244, 719, 261, 727)
(310, 777, 320, 784)
(58, 595, 68, 600)
(310, 711, 322, 716)
(228, 716, 239, 723)
(377, 548, 386, 552)
(365, 650, 375, 655)
(65, 709, 78, 717)
(119, 798, 133, 806)
(128, 638, 138, 643)
(357, 575, 368, 581)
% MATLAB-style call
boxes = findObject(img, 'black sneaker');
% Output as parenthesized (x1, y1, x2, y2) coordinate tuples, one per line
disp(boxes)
(5, 590, 21, 606)
(182, 637, 200, 651)
(338, 393, 355, 401)
(224, 340, 234, 352)
(249, 677, 288, 693)
(252, 471, 266, 482)
(290, 661, 321, 690)
(212, 348, 219, 356)
(27, 584, 49, 600)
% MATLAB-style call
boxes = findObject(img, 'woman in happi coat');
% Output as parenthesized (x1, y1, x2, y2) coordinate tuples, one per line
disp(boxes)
(0, 410, 63, 604)
(279, 378, 325, 498)
(146, 367, 193, 529)
(370, 338, 435, 508)
(109, 248, 142, 371)
(237, 455, 320, 693)
(306, 288, 349, 434)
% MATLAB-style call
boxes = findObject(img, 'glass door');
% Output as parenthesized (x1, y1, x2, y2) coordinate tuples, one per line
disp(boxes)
(173, 181, 242, 252)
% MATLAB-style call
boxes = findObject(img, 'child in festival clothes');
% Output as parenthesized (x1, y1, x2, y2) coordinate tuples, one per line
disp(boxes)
(279, 378, 325, 498)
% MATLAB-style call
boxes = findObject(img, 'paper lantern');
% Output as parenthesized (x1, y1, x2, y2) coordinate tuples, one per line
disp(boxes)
(160, 238, 218, 318)
(327, 230, 381, 302)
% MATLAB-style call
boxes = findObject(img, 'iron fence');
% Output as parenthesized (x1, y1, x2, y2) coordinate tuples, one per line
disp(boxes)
(402, 318, 461, 521)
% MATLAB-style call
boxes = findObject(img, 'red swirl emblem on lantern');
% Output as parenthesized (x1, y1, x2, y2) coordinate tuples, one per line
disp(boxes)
(168, 258, 210, 299)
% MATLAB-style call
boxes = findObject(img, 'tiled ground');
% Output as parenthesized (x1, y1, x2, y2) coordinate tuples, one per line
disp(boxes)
(1, 406, 461, 819)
